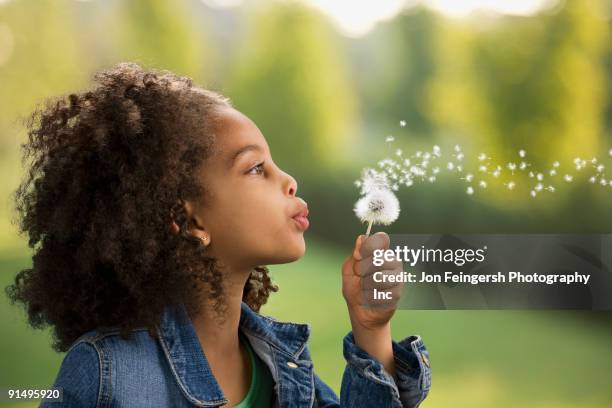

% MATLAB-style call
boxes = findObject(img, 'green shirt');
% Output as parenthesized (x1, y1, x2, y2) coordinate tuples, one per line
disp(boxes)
(233, 331, 275, 407)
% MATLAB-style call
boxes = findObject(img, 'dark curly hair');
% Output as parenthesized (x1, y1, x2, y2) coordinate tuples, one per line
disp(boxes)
(5, 62, 279, 352)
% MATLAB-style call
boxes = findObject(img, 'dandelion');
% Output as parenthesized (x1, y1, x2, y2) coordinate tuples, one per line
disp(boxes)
(478, 153, 487, 161)
(454, 144, 462, 152)
(506, 181, 515, 190)
(479, 180, 487, 188)
(589, 176, 597, 184)
(519, 162, 528, 170)
(465, 173, 474, 182)
(596, 164, 605, 172)
(552, 161, 560, 168)
(400, 120, 406, 127)
(530, 190, 537, 198)
(466, 186, 474, 195)
(535, 183, 543, 192)
(564, 174, 573, 182)
(549, 169, 557, 176)
(354, 188, 400, 236)
(385, 135, 394, 143)
(395, 148, 403, 157)
(519, 149, 526, 158)
(428, 176, 436, 183)
(601, 179, 608, 186)
(609, 149, 612, 157)
(447, 162, 455, 171)
(536, 173, 543, 181)
(479, 165, 487, 172)
(433, 145, 441, 156)
(456, 153, 464, 161)
(546, 185, 555, 192)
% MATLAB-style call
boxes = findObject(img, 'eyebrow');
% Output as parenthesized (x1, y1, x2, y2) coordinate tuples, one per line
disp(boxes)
(229, 144, 263, 167)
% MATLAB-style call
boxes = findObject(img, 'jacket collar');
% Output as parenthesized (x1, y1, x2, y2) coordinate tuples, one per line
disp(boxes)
(156, 301, 311, 406)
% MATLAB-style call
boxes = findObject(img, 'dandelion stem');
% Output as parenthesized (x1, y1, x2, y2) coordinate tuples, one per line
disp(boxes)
(365, 219, 373, 236)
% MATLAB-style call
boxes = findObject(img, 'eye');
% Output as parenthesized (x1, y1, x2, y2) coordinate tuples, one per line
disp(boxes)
(247, 161, 265, 175)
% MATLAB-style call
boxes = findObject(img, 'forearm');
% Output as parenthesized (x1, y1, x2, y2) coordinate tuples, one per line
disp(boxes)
(349, 313, 396, 379)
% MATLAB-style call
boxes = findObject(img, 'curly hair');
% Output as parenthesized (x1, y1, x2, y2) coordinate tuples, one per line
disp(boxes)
(5, 62, 279, 352)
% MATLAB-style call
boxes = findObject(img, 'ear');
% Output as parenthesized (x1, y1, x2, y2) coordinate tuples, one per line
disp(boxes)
(181, 199, 210, 239)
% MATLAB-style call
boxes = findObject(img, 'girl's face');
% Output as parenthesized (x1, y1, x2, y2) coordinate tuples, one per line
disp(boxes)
(190, 106, 309, 271)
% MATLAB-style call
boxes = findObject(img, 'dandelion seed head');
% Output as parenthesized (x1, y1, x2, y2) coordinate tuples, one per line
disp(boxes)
(399, 120, 406, 127)
(385, 135, 394, 143)
(552, 161, 560, 168)
(354, 188, 400, 225)
(447, 162, 455, 170)
(536, 173, 543, 181)
(519, 149, 526, 158)
(549, 169, 557, 176)
(564, 174, 573, 182)
(456, 153, 464, 161)
(466, 186, 474, 195)
(506, 181, 515, 190)
(479, 180, 487, 188)
(478, 153, 487, 161)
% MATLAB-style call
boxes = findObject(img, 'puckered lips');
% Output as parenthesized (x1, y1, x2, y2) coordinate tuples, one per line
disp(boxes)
(291, 204, 309, 231)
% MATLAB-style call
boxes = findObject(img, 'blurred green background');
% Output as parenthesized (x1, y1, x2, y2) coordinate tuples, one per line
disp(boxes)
(1, 0, 612, 406)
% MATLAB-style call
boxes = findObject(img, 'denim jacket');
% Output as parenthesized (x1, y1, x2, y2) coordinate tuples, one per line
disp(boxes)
(42, 301, 431, 407)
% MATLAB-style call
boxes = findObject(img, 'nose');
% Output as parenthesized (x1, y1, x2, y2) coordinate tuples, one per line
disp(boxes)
(285, 173, 298, 197)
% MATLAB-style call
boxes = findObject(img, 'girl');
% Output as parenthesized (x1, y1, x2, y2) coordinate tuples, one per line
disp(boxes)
(7, 62, 431, 407)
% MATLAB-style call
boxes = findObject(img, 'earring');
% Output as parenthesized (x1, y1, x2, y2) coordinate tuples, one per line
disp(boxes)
(198, 236, 208, 246)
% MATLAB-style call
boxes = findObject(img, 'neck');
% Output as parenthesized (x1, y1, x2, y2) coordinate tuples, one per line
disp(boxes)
(188, 262, 253, 356)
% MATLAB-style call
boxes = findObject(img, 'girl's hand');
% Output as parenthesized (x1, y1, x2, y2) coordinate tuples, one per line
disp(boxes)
(341, 232, 404, 330)
(341, 232, 404, 377)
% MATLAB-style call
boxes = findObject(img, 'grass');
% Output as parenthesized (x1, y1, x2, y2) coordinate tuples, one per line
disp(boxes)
(1, 239, 611, 407)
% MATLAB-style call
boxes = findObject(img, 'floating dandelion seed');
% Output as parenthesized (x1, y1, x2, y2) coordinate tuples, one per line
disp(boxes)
(550, 169, 557, 176)
(466, 186, 474, 195)
(354, 188, 400, 236)
(519, 161, 528, 170)
(385, 135, 394, 143)
(400, 120, 406, 127)
(479, 165, 487, 172)
(552, 161, 560, 168)
(479, 180, 487, 188)
(456, 152, 464, 161)
(465, 173, 474, 182)
(395, 148, 403, 157)
(447, 162, 455, 170)
(530, 190, 537, 198)
(433, 145, 441, 157)
(506, 181, 516, 190)
(454, 144, 462, 152)
(589, 176, 597, 184)
(358, 169, 390, 195)
(536, 173, 543, 181)
(564, 174, 573, 182)
(519, 149, 526, 158)
(478, 153, 487, 161)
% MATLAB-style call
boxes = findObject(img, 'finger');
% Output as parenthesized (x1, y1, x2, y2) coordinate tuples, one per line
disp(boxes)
(353, 235, 365, 261)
